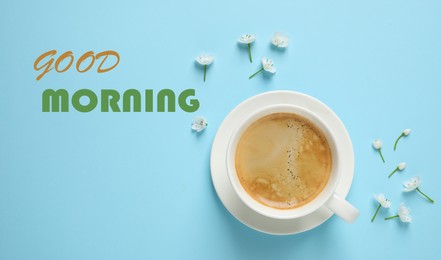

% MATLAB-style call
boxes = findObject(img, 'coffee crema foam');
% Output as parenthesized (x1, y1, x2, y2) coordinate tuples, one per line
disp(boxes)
(235, 113, 332, 209)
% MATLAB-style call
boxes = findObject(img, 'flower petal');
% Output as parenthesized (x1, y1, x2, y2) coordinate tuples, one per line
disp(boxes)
(238, 34, 256, 44)
(403, 176, 421, 192)
(379, 199, 391, 208)
(271, 32, 289, 48)
(374, 194, 391, 208)
(191, 116, 208, 132)
(399, 215, 412, 223)
(372, 139, 382, 149)
(397, 203, 411, 222)
(195, 54, 215, 65)
(261, 57, 276, 73)
(265, 66, 276, 74)
(403, 181, 417, 192)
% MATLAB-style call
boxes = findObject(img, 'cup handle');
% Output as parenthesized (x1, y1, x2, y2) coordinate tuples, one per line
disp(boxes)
(325, 193, 359, 224)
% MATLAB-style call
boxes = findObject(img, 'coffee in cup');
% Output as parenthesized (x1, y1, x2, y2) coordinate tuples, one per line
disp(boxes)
(235, 112, 332, 210)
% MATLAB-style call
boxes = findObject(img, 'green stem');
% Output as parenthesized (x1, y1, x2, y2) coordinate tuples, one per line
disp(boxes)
(249, 67, 264, 79)
(388, 167, 398, 178)
(378, 148, 385, 163)
(371, 204, 381, 222)
(394, 133, 404, 151)
(416, 188, 435, 203)
(248, 43, 253, 63)
(385, 215, 399, 220)
(203, 65, 206, 82)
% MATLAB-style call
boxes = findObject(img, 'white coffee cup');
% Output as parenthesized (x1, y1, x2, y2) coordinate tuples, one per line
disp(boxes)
(226, 104, 359, 223)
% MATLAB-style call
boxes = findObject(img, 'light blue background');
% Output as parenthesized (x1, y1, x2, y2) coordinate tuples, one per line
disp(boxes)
(1, 0, 440, 259)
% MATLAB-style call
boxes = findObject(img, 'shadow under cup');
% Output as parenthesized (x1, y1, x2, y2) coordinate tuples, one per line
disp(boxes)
(226, 104, 345, 220)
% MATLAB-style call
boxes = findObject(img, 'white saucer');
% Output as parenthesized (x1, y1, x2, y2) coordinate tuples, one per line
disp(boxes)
(210, 90, 355, 235)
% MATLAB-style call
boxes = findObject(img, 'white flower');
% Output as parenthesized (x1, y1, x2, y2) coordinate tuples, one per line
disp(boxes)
(394, 128, 411, 150)
(271, 32, 289, 48)
(262, 57, 276, 73)
(191, 116, 208, 132)
(389, 162, 406, 178)
(249, 57, 276, 79)
(238, 34, 256, 44)
(403, 176, 421, 192)
(374, 194, 391, 208)
(372, 139, 382, 149)
(403, 176, 435, 203)
(238, 34, 256, 63)
(372, 139, 385, 163)
(195, 54, 214, 82)
(371, 193, 391, 222)
(195, 54, 214, 66)
(397, 203, 412, 223)
(385, 203, 412, 223)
